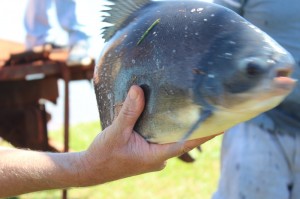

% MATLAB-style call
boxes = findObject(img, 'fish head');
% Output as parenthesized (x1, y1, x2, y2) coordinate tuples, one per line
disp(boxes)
(194, 17, 296, 115)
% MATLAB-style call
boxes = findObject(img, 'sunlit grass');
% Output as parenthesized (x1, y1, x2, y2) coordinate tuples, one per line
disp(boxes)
(2, 121, 222, 199)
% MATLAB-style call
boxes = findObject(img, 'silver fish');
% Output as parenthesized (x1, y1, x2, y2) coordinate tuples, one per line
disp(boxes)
(94, 0, 296, 144)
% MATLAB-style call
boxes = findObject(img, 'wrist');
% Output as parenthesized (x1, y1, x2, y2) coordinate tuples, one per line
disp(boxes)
(50, 151, 89, 188)
(74, 150, 103, 187)
(67, 151, 91, 187)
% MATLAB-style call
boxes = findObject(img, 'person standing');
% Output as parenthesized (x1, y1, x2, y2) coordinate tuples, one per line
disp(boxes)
(212, 0, 300, 198)
(24, 0, 93, 66)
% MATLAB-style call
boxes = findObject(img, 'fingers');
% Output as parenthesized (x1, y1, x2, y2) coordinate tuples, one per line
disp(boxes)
(113, 85, 145, 135)
(160, 133, 221, 160)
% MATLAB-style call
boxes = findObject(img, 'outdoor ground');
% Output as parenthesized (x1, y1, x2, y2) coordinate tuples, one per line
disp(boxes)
(1, 121, 222, 199)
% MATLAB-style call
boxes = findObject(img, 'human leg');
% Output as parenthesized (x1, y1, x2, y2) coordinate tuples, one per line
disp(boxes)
(24, 0, 57, 48)
(212, 123, 292, 199)
(54, 0, 92, 66)
(54, 0, 91, 45)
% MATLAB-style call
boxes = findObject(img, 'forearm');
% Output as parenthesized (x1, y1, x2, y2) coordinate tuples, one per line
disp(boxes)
(0, 147, 83, 197)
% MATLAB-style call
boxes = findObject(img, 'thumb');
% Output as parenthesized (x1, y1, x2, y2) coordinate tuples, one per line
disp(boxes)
(113, 85, 145, 135)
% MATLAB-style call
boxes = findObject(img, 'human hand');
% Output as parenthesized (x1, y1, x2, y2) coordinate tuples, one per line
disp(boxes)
(77, 85, 217, 186)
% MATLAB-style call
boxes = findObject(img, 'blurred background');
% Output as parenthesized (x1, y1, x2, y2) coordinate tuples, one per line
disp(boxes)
(0, 0, 103, 131)
(0, 0, 221, 199)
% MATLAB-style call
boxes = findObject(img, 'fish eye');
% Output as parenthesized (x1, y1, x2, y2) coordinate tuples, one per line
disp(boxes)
(246, 61, 263, 76)
(240, 57, 267, 77)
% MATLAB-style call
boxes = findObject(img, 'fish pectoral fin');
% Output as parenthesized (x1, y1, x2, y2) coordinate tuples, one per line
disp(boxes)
(179, 109, 213, 143)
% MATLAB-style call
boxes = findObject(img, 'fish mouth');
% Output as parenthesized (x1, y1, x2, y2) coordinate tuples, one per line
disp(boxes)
(273, 67, 297, 91)
(276, 67, 292, 77)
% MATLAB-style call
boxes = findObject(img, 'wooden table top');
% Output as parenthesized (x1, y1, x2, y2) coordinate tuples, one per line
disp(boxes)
(0, 39, 95, 82)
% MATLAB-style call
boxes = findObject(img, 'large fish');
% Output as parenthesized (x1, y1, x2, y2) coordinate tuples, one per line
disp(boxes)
(94, 0, 296, 144)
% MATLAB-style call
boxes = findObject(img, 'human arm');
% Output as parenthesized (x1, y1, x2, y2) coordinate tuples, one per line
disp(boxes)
(0, 85, 217, 198)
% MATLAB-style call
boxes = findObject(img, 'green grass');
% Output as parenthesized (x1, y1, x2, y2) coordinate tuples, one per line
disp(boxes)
(2, 121, 222, 199)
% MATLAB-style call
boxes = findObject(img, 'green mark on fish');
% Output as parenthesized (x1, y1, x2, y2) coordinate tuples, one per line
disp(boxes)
(137, 18, 160, 45)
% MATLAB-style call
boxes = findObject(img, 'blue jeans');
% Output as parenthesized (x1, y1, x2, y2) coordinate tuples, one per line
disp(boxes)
(24, 0, 91, 48)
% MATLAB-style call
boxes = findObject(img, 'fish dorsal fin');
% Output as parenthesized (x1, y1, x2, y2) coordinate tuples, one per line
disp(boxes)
(102, 0, 152, 42)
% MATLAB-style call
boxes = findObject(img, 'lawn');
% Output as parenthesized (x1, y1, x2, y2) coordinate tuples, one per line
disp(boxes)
(3, 121, 222, 199)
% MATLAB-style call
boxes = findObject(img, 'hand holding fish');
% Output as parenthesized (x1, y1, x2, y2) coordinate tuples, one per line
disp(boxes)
(0, 85, 216, 198)
(79, 85, 217, 186)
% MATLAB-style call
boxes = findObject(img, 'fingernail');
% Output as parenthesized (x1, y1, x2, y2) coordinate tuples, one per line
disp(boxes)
(129, 86, 138, 100)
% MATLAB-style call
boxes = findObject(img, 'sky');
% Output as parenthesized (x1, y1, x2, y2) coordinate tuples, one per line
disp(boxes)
(0, 0, 106, 130)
